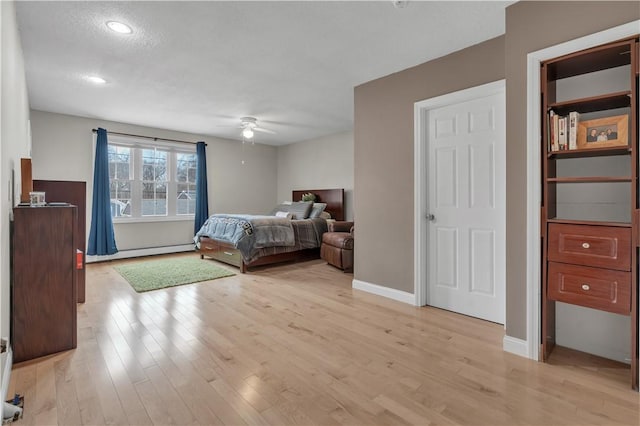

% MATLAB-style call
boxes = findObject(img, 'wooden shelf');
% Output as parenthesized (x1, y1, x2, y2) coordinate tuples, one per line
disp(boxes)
(547, 176, 632, 183)
(549, 91, 631, 115)
(548, 145, 631, 158)
(546, 39, 633, 80)
(541, 36, 638, 391)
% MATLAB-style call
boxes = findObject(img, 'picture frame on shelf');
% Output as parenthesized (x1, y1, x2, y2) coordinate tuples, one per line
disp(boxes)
(577, 114, 628, 149)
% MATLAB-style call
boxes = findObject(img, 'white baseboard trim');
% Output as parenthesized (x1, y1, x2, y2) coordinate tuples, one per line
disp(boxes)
(503, 335, 530, 359)
(352, 279, 415, 305)
(86, 244, 194, 263)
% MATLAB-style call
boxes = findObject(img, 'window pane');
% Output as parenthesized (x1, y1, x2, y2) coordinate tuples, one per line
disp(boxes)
(142, 148, 168, 183)
(156, 183, 166, 199)
(176, 157, 188, 182)
(109, 145, 132, 218)
(177, 152, 197, 184)
(177, 183, 189, 194)
(117, 149, 130, 162)
(110, 179, 131, 218)
(143, 164, 154, 181)
(142, 149, 155, 164)
(142, 182, 154, 199)
(175, 152, 196, 215)
(118, 181, 131, 199)
(141, 180, 167, 216)
(176, 182, 196, 215)
(156, 199, 167, 215)
(116, 162, 130, 180)
(155, 164, 167, 182)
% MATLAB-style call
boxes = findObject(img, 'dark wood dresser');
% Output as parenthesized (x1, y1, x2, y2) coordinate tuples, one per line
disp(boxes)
(33, 180, 86, 303)
(11, 205, 78, 363)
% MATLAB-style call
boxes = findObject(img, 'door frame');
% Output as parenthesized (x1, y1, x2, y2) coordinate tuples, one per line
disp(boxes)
(414, 80, 506, 309)
(524, 21, 640, 361)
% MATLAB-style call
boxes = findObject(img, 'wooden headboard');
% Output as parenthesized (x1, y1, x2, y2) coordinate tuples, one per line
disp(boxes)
(292, 188, 344, 221)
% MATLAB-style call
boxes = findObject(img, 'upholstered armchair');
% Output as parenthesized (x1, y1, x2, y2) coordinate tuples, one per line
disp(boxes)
(320, 221, 354, 272)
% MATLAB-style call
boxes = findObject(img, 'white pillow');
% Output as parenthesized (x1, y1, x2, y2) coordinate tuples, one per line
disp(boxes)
(308, 202, 327, 218)
(275, 211, 293, 219)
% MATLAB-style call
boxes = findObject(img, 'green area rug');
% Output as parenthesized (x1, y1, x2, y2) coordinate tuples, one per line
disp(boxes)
(114, 257, 235, 293)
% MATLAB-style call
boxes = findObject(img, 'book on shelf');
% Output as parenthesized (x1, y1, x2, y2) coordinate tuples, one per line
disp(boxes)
(558, 116, 567, 150)
(549, 110, 559, 152)
(568, 111, 579, 150)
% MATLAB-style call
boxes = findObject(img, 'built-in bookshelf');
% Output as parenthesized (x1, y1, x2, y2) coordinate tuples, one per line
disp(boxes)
(540, 36, 638, 390)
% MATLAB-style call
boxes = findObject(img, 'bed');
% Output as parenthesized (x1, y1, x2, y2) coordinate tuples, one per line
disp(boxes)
(195, 188, 344, 272)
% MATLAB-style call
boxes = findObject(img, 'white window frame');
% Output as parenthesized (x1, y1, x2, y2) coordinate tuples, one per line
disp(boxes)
(107, 135, 197, 224)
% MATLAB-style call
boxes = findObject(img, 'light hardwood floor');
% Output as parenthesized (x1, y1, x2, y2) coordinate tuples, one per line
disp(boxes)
(8, 253, 640, 425)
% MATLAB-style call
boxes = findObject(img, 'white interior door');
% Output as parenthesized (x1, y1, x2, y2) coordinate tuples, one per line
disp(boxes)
(427, 91, 505, 324)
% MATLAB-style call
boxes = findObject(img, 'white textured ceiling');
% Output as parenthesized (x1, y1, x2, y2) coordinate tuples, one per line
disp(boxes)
(16, 1, 512, 146)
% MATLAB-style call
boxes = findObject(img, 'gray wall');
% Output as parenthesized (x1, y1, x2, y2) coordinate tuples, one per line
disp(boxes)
(353, 1, 639, 343)
(30, 110, 278, 251)
(354, 36, 505, 294)
(1, 0, 32, 370)
(277, 131, 354, 220)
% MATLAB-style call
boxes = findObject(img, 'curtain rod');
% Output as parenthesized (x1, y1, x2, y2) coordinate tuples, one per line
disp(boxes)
(91, 128, 206, 146)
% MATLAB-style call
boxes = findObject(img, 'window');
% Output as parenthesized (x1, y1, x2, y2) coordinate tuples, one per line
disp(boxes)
(176, 152, 197, 215)
(142, 148, 168, 216)
(108, 145, 132, 217)
(107, 139, 197, 221)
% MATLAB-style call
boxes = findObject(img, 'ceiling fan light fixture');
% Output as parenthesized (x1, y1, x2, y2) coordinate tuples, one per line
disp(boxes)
(242, 128, 254, 139)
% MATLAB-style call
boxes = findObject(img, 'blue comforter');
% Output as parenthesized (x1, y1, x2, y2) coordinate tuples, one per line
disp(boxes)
(194, 214, 295, 260)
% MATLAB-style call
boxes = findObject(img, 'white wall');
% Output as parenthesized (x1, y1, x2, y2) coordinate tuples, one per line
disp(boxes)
(30, 110, 278, 251)
(1, 0, 31, 391)
(277, 131, 354, 220)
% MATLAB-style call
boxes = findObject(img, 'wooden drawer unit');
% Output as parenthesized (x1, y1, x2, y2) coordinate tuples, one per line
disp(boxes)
(12, 206, 78, 362)
(199, 237, 243, 268)
(548, 223, 631, 271)
(548, 262, 631, 315)
(199, 237, 220, 251)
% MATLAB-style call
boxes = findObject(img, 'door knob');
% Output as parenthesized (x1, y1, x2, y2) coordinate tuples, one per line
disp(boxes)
(427, 214, 435, 221)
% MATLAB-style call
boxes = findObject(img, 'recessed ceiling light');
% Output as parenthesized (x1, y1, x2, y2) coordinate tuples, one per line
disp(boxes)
(86, 76, 107, 84)
(106, 21, 132, 34)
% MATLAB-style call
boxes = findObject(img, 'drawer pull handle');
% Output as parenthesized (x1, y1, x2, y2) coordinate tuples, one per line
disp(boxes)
(581, 242, 590, 249)
(581, 284, 590, 291)
(223, 251, 234, 256)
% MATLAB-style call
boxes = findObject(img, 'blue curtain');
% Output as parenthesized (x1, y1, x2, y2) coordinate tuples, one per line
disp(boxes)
(87, 128, 118, 255)
(194, 141, 209, 234)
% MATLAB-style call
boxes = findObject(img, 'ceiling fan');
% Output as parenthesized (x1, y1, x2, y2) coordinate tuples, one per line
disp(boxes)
(238, 117, 276, 140)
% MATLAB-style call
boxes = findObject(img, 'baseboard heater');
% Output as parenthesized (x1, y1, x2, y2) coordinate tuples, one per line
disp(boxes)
(86, 244, 195, 263)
